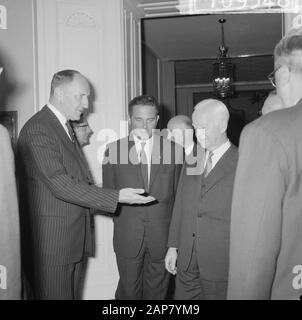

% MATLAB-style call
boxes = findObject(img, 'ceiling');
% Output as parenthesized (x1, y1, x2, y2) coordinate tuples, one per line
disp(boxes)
(137, 1, 283, 61)
(142, 13, 283, 61)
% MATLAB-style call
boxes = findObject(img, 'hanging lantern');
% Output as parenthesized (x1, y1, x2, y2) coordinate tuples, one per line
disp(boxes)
(213, 19, 235, 98)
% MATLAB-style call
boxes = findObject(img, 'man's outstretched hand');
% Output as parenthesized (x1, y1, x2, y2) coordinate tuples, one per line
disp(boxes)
(118, 188, 156, 205)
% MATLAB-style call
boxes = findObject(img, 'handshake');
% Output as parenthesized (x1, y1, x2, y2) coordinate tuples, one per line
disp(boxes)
(118, 188, 156, 205)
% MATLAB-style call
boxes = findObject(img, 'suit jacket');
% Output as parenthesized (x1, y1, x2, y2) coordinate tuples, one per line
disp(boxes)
(227, 98, 302, 300)
(17, 106, 119, 271)
(102, 135, 183, 259)
(0, 125, 21, 300)
(168, 144, 238, 281)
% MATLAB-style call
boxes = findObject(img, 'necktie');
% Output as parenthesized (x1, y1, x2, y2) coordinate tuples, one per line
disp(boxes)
(140, 142, 149, 192)
(204, 150, 214, 178)
(66, 121, 75, 143)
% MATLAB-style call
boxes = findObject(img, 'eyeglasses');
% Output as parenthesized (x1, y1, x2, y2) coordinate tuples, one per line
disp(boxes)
(267, 66, 282, 87)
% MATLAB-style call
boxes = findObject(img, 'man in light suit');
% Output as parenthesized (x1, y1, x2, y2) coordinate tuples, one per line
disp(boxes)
(102, 95, 182, 300)
(17, 70, 154, 300)
(261, 90, 284, 115)
(0, 124, 21, 300)
(165, 99, 238, 300)
(227, 27, 302, 300)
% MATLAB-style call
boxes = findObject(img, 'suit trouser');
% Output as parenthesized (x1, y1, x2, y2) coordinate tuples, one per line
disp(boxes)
(115, 236, 170, 300)
(175, 240, 227, 300)
(31, 259, 87, 300)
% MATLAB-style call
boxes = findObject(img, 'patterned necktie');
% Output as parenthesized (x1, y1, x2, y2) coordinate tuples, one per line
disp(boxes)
(66, 121, 75, 143)
(204, 150, 214, 178)
(140, 142, 149, 192)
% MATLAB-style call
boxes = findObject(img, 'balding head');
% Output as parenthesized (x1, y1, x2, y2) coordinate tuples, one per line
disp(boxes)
(261, 91, 284, 115)
(167, 115, 192, 131)
(192, 99, 229, 151)
(167, 115, 193, 148)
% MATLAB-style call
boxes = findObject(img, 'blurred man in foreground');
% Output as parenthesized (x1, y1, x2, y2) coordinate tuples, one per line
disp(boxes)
(228, 27, 302, 300)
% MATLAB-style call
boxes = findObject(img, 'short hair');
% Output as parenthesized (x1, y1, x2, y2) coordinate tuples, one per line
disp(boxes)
(50, 69, 81, 97)
(128, 95, 159, 116)
(72, 114, 89, 127)
(274, 27, 302, 71)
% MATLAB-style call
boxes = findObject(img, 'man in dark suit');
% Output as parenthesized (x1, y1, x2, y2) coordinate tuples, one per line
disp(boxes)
(17, 70, 155, 300)
(165, 99, 238, 300)
(227, 27, 302, 300)
(102, 95, 182, 300)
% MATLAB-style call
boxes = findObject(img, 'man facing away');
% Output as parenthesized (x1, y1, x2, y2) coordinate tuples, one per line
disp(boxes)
(17, 70, 154, 300)
(165, 99, 238, 300)
(227, 27, 302, 300)
(102, 95, 183, 300)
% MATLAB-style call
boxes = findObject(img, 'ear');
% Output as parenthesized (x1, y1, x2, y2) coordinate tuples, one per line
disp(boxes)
(278, 65, 290, 87)
(219, 118, 228, 133)
(128, 114, 132, 126)
(54, 86, 63, 101)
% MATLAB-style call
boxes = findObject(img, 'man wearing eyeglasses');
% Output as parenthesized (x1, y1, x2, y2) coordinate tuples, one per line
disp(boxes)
(227, 27, 302, 299)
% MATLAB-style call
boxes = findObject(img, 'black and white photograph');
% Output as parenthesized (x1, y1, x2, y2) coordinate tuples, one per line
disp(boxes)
(1, 0, 302, 308)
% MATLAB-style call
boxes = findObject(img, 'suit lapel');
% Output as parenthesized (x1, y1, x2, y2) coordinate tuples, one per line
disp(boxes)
(42, 106, 93, 182)
(42, 106, 77, 155)
(202, 144, 237, 195)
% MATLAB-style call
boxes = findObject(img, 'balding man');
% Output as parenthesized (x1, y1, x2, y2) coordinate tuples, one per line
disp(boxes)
(165, 99, 238, 300)
(167, 115, 194, 156)
(17, 70, 155, 300)
(261, 91, 284, 115)
(227, 27, 302, 299)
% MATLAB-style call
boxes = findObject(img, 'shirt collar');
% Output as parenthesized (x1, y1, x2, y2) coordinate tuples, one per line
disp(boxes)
(211, 139, 231, 157)
(47, 102, 68, 129)
(133, 134, 153, 149)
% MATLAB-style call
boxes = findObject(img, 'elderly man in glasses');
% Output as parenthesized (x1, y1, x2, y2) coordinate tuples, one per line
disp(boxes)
(227, 27, 302, 299)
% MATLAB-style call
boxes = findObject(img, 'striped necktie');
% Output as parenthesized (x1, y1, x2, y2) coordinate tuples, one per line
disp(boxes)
(204, 150, 214, 178)
(66, 121, 75, 143)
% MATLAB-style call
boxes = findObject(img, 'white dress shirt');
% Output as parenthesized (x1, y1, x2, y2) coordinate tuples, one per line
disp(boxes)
(205, 139, 231, 171)
(47, 103, 72, 140)
(133, 134, 153, 183)
(185, 143, 194, 156)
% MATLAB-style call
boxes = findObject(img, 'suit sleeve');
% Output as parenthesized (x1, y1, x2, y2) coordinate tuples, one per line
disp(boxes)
(18, 125, 119, 213)
(167, 164, 186, 248)
(173, 143, 184, 196)
(227, 123, 287, 299)
(102, 145, 116, 190)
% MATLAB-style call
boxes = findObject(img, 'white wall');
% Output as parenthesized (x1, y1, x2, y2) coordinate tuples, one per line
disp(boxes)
(36, 0, 142, 299)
